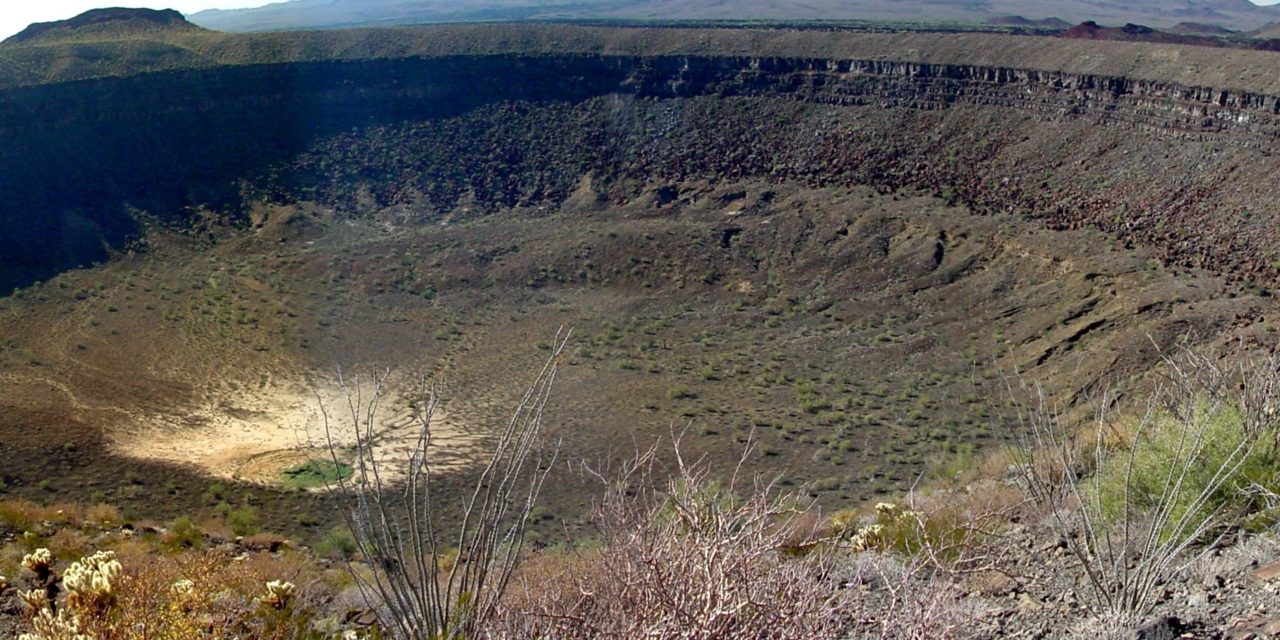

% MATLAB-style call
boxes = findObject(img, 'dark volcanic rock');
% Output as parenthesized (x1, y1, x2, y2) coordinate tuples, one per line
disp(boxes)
(1060, 20, 1226, 46)
(989, 15, 1072, 29)
(1136, 616, 1188, 640)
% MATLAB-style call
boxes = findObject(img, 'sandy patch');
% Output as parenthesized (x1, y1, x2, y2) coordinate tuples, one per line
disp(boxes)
(109, 376, 485, 487)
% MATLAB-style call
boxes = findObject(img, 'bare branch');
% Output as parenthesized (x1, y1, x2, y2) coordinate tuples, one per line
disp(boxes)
(313, 330, 569, 639)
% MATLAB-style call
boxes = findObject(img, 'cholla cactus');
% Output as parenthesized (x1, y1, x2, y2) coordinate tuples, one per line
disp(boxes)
(19, 588, 48, 611)
(62, 550, 122, 608)
(849, 523, 887, 552)
(22, 549, 54, 575)
(169, 578, 195, 597)
(828, 509, 860, 538)
(848, 502, 923, 553)
(833, 503, 913, 549)
(874, 502, 900, 517)
(260, 580, 296, 610)
(17, 607, 88, 640)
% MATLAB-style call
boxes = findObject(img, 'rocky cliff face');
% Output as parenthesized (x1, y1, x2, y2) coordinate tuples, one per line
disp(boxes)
(4, 47, 1279, 292)
(629, 56, 1280, 139)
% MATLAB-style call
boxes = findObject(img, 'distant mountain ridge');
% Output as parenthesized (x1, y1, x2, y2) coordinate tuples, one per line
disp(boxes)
(5, 8, 205, 45)
(988, 16, 1074, 29)
(188, 0, 1280, 31)
(1248, 20, 1280, 38)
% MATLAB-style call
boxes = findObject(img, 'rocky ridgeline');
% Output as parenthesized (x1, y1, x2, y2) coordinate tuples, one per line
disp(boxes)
(4, 35, 1280, 294)
(648, 56, 1280, 137)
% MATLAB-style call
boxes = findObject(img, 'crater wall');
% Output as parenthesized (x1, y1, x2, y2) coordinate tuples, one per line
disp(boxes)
(4, 35, 1280, 291)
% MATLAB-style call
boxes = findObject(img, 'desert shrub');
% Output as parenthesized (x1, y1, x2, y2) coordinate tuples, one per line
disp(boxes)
(667, 383, 696, 400)
(16, 545, 333, 640)
(1091, 400, 1280, 540)
(490, 440, 852, 639)
(164, 516, 203, 550)
(84, 504, 122, 528)
(0, 499, 42, 533)
(40, 504, 84, 528)
(801, 397, 833, 414)
(489, 438, 986, 639)
(314, 527, 359, 560)
(832, 492, 1011, 571)
(226, 504, 259, 536)
(926, 443, 978, 486)
(46, 529, 91, 563)
(0, 501, 81, 534)
(840, 552, 987, 640)
(205, 482, 227, 503)
(1011, 348, 1280, 622)
(842, 503, 966, 560)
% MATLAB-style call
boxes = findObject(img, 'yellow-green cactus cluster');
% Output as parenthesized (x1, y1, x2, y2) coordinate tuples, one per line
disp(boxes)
(18, 588, 48, 611)
(63, 550, 122, 607)
(848, 523, 887, 552)
(260, 579, 297, 610)
(847, 502, 918, 552)
(21, 548, 53, 573)
(169, 578, 195, 597)
(18, 607, 87, 640)
(17, 549, 123, 638)
(828, 509, 861, 538)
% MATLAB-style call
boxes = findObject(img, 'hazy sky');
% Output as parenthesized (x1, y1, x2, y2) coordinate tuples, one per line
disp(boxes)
(0, 1, 275, 40)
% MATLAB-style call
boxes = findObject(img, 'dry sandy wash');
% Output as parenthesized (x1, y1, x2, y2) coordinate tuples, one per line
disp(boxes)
(108, 374, 486, 487)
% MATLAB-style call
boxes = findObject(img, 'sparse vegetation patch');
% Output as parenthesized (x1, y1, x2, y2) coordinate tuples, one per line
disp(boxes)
(280, 460, 353, 489)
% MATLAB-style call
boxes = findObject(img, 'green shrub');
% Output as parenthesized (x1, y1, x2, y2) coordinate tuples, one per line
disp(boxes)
(205, 482, 227, 503)
(281, 460, 353, 488)
(841, 502, 969, 562)
(166, 516, 203, 549)
(926, 443, 978, 485)
(227, 504, 259, 536)
(315, 527, 359, 560)
(800, 397, 832, 414)
(1090, 400, 1280, 541)
(526, 506, 555, 523)
(667, 384, 696, 400)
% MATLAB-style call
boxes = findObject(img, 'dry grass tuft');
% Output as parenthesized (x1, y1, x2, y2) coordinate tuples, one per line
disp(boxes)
(0, 500, 52, 533)
(83, 504, 122, 528)
(45, 529, 92, 562)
